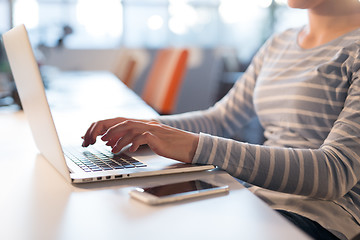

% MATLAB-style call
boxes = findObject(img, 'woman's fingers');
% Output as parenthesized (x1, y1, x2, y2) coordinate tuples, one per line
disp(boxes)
(82, 118, 125, 147)
(82, 122, 97, 147)
(101, 121, 151, 153)
(82, 118, 157, 148)
(128, 131, 157, 153)
(111, 129, 142, 153)
(101, 121, 163, 154)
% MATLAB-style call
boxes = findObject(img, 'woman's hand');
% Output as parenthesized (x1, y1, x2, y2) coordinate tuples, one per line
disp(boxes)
(82, 118, 199, 163)
(82, 117, 130, 147)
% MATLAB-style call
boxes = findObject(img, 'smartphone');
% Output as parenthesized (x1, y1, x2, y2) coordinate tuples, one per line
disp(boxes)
(129, 179, 229, 205)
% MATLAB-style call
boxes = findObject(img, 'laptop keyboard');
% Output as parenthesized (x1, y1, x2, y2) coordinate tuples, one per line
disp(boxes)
(63, 146, 147, 172)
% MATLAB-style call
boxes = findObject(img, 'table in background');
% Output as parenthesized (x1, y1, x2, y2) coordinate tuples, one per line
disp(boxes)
(0, 71, 310, 240)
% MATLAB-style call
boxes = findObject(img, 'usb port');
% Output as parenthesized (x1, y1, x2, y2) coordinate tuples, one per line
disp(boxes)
(82, 178, 93, 182)
(115, 175, 122, 179)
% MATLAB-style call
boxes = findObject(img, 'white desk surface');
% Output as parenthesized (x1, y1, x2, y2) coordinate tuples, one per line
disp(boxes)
(0, 71, 310, 240)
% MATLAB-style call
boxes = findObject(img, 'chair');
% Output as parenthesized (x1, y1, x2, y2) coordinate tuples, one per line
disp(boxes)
(115, 56, 137, 87)
(141, 48, 189, 115)
(113, 49, 137, 89)
(113, 48, 150, 89)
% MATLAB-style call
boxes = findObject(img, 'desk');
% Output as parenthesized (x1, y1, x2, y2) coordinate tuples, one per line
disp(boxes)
(0, 71, 310, 240)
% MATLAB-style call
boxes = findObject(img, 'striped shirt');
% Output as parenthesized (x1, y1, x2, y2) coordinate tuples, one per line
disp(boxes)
(158, 27, 360, 239)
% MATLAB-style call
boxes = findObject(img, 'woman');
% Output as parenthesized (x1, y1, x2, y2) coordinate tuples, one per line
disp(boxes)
(82, 0, 360, 239)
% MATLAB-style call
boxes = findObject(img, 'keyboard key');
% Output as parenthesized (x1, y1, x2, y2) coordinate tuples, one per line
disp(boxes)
(102, 166, 113, 170)
(113, 165, 125, 169)
(92, 169, 103, 172)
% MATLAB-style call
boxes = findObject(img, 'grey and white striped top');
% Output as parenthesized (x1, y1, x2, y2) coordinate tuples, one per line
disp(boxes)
(158, 27, 360, 239)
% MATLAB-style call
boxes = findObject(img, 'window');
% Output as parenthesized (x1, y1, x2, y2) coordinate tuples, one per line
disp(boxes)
(1, 0, 307, 63)
(0, 0, 10, 33)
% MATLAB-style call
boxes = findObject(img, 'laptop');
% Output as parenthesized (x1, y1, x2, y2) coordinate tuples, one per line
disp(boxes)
(2, 24, 214, 183)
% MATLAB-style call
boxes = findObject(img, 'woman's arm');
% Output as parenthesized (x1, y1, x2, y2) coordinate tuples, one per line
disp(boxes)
(193, 43, 360, 200)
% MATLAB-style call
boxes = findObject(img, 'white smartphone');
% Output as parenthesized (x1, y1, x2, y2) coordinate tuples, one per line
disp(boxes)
(129, 179, 229, 205)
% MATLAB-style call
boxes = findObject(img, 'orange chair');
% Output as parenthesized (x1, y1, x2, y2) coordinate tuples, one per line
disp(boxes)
(113, 50, 138, 88)
(119, 57, 137, 88)
(141, 48, 189, 114)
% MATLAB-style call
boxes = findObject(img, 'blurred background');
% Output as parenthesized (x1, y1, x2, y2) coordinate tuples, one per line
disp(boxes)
(0, 0, 307, 114)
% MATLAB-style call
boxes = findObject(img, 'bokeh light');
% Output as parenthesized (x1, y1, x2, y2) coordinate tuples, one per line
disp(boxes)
(76, 0, 122, 37)
(14, 0, 39, 29)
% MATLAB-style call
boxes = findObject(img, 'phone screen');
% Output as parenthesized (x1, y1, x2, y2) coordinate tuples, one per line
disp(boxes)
(142, 180, 220, 197)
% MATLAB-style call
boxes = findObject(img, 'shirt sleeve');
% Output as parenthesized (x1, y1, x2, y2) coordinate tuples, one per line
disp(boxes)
(193, 43, 360, 200)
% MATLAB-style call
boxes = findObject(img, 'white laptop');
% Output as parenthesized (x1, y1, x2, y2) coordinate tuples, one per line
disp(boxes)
(2, 24, 214, 183)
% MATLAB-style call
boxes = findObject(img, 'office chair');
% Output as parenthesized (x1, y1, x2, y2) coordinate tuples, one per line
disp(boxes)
(113, 48, 150, 89)
(113, 49, 138, 88)
(141, 48, 189, 115)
